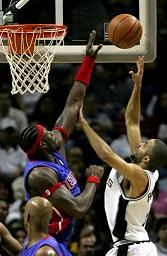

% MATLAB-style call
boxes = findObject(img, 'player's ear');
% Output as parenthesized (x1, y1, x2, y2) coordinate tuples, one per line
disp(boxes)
(27, 213, 31, 221)
(40, 141, 47, 149)
(143, 155, 150, 164)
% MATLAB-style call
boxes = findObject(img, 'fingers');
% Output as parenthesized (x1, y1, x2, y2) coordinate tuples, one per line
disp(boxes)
(94, 44, 103, 54)
(79, 105, 84, 120)
(129, 70, 134, 79)
(139, 55, 144, 61)
(140, 56, 144, 69)
(86, 31, 102, 58)
(137, 55, 144, 74)
(137, 55, 144, 67)
(87, 30, 96, 46)
(87, 165, 104, 173)
(79, 104, 83, 114)
(129, 56, 144, 81)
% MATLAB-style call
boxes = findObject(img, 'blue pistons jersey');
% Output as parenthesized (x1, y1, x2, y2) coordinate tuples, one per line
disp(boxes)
(24, 151, 80, 248)
(21, 235, 63, 256)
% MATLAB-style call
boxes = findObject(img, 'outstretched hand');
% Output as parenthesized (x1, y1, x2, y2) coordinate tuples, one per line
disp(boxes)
(86, 31, 103, 59)
(129, 55, 144, 85)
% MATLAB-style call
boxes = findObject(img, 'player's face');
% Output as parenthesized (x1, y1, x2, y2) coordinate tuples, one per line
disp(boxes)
(42, 130, 61, 152)
(79, 236, 96, 256)
(158, 224, 167, 243)
(131, 139, 155, 164)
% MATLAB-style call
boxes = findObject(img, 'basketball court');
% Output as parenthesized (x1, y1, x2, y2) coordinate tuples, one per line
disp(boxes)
(0, 0, 157, 94)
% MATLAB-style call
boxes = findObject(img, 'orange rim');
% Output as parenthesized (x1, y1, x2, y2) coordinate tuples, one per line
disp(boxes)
(0, 24, 67, 33)
(0, 24, 67, 54)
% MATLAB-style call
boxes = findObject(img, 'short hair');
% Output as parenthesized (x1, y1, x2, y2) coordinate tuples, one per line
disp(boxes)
(147, 139, 167, 171)
(19, 125, 38, 153)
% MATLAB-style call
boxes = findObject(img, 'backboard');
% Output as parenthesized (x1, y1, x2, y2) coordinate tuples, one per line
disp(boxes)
(0, 0, 157, 63)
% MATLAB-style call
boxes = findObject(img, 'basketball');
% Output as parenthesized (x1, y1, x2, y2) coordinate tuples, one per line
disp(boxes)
(107, 14, 143, 49)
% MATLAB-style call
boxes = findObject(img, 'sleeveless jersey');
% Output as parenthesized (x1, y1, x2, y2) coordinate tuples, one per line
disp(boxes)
(24, 151, 80, 246)
(105, 168, 159, 242)
(20, 235, 63, 256)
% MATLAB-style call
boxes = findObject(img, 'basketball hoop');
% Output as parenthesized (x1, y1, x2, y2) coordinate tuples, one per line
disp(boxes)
(0, 24, 67, 94)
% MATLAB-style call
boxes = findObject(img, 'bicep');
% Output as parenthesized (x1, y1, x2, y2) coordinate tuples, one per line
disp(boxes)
(28, 167, 59, 196)
(28, 168, 79, 217)
(126, 125, 142, 153)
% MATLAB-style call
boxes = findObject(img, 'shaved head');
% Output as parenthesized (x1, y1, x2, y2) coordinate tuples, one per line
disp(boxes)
(24, 196, 53, 232)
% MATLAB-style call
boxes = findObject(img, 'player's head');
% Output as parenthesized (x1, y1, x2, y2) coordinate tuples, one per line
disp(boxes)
(131, 139, 167, 171)
(155, 217, 167, 243)
(24, 196, 53, 233)
(19, 125, 60, 159)
(78, 228, 97, 256)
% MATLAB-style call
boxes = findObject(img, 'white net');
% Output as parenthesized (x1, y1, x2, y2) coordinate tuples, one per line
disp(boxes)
(0, 25, 66, 94)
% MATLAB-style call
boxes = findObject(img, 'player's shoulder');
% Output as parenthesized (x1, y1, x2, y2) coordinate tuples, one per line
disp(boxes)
(28, 166, 58, 194)
(29, 166, 57, 179)
(35, 245, 58, 256)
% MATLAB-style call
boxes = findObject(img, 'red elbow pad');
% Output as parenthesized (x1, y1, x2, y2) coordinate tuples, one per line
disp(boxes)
(42, 182, 62, 198)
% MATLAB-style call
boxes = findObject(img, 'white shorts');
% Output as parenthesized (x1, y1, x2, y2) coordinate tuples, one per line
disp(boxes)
(105, 241, 157, 256)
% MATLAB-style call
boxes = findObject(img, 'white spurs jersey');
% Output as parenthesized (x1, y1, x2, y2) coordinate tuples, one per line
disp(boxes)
(105, 168, 159, 243)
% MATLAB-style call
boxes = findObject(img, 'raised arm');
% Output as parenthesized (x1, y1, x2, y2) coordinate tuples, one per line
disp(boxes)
(54, 31, 102, 137)
(28, 164, 104, 218)
(125, 56, 144, 153)
(0, 223, 22, 255)
(79, 107, 148, 194)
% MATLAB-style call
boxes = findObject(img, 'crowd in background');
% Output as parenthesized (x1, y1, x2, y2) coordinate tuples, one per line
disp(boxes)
(0, 0, 167, 255)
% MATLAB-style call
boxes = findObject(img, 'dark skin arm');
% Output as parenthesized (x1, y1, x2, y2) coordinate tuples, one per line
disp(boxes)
(0, 223, 22, 256)
(53, 31, 102, 157)
(28, 165, 104, 218)
(35, 246, 58, 256)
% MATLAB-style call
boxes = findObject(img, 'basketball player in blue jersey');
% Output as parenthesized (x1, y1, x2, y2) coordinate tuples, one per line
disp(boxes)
(21, 197, 62, 256)
(79, 56, 167, 256)
(0, 222, 22, 255)
(19, 31, 104, 256)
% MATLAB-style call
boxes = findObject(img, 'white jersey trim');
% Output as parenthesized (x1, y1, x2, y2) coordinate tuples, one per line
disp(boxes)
(117, 169, 158, 201)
